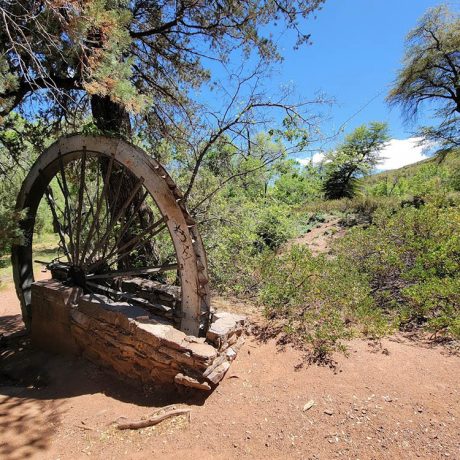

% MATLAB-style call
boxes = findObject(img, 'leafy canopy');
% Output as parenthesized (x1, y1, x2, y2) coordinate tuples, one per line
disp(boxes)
(0, 0, 325, 127)
(387, 4, 460, 149)
(322, 122, 389, 199)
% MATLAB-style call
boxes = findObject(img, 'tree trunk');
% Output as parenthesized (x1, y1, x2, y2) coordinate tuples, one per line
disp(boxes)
(90, 95, 156, 270)
(91, 95, 132, 136)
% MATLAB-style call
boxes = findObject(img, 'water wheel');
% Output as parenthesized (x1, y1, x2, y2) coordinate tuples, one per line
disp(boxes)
(11, 135, 210, 336)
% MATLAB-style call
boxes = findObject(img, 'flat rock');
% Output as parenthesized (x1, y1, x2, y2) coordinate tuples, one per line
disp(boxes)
(206, 361, 231, 384)
(207, 312, 246, 345)
(187, 342, 218, 362)
(135, 322, 186, 349)
(174, 373, 211, 391)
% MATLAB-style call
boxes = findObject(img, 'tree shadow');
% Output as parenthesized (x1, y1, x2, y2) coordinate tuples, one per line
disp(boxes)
(251, 322, 340, 372)
(387, 331, 460, 357)
(1, 335, 212, 405)
(0, 317, 211, 459)
(0, 314, 24, 337)
(0, 392, 62, 460)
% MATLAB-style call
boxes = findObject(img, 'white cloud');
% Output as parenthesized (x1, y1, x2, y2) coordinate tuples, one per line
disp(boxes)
(296, 137, 435, 171)
(296, 152, 325, 166)
(377, 137, 434, 171)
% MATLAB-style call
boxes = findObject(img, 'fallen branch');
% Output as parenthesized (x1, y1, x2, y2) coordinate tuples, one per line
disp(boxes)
(75, 424, 95, 431)
(115, 407, 191, 430)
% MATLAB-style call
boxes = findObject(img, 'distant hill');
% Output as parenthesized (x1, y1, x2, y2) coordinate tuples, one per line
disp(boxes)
(367, 148, 458, 183)
(363, 148, 460, 197)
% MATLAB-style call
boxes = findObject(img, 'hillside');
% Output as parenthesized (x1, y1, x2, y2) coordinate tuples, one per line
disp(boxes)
(363, 149, 460, 195)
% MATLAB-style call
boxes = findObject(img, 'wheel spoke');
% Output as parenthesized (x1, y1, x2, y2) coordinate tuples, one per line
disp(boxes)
(74, 148, 87, 265)
(101, 166, 129, 261)
(78, 160, 100, 243)
(80, 184, 101, 258)
(100, 220, 167, 271)
(86, 263, 178, 280)
(103, 189, 149, 260)
(43, 185, 72, 264)
(80, 154, 115, 264)
(94, 161, 102, 242)
(85, 175, 145, 266)
(58, 151, 75, 264)
(97, 167, 125, 262)
(82, 184, 97, 232)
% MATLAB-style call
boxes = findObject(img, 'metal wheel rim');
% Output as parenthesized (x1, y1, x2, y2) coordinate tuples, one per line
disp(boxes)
(12, 135, 210, 336)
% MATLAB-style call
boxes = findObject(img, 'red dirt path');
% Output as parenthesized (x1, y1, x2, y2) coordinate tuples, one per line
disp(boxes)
(1, 279, 459, 459)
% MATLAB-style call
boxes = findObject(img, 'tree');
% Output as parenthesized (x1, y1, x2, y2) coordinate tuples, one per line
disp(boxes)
(272, 159, 322, 204)
(0, 0, 325, 137)
(0, 0, 327, 265)
(0, 0, 327, 202)
(387, 5, 460, 149)
(322, 122, 389, 199)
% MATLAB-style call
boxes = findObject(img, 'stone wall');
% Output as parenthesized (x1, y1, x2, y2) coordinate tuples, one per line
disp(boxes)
(30, 280, 82, 355)
(31, 280, 246, 390)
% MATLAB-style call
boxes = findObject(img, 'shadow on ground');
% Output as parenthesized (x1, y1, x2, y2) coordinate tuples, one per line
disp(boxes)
(0, 314, 24, 336)
(0, 314, 210, 459)
(251, 321, 342, 371)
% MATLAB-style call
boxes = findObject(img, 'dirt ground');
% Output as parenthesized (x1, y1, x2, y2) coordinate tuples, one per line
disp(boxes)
(1, 274, 459, 460)
(283, 217, 346, 255)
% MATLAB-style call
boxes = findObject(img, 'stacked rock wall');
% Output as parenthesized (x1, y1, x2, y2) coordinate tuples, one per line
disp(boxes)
(31, 280, 246, 390)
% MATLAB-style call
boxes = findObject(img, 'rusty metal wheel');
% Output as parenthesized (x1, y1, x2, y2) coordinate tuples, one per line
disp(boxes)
(12, 135, 210, 336)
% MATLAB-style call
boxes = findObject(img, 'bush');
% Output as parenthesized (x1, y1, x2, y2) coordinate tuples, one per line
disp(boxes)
(402, 278, 460, 338)
(200, 192, 298, 295)
(0, 174, 24, 257)
(258, 245, 388, 360)
(0, 205, 24, 255)
(201, 199, 260, 295)
(255, 195, 460, 361)
(254, 204, 294, 251)
(364, 153, 460, 198)
(334, 198, 460, 339)
(299, 196, 400, 227)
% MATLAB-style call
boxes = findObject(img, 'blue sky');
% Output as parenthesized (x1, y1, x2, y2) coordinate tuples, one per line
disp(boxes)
(273, 0, 460, 169)
(197, 1, 458, 169)
(271, 0, 456, 168)
(281, 0, 440, 137)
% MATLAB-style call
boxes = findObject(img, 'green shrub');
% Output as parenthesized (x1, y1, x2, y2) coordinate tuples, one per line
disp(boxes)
(202, 203, 259, 294)
(254, 204, 294, 251)
(256, 194, 460, 362)
(401, 278, 460, 338)
(301, 195, 399, 219)
(258, 245, 388, 360)
(364, 152, 460, 198)
(0, 205, 24, 255)
(334, 199, 460, 339)
(0, 174, 24, 257)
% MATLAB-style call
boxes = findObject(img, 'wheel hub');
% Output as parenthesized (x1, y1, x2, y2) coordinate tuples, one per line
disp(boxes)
(68, 266, 87, 288)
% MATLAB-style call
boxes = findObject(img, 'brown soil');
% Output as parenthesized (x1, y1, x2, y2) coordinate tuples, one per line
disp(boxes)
(1, 277, 459, 460)
(283, 217, 346, 255)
